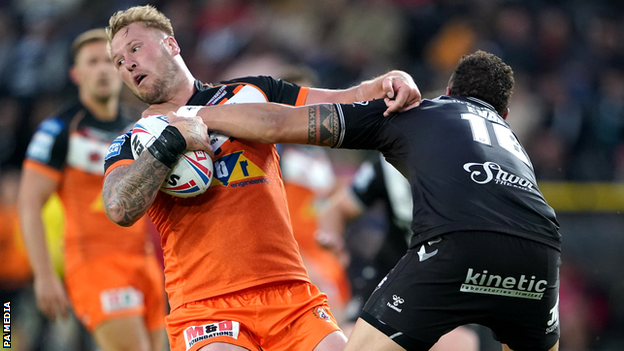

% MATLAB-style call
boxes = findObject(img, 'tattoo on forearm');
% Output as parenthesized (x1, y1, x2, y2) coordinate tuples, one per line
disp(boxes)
(185, 119, 205, 147)
(103, 156, 170, 225)
(307, 104, 340, 147)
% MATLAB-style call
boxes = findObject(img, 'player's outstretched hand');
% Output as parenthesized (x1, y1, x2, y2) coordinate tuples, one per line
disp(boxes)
(380, 70, 421, 117)
(167, 112, 214, 158)
(34, 274, 70, 321)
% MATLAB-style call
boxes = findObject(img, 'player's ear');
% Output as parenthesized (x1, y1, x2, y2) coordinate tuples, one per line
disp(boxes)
(502, 108, 510, 120)
(165, 36, 181, 56)
(69, 65, 80, 85)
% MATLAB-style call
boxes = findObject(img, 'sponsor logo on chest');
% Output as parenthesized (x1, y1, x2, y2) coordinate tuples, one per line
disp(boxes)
(69, 130, 116, 175)
(463, 161, 535, 191)
(211, 150, 269, 188)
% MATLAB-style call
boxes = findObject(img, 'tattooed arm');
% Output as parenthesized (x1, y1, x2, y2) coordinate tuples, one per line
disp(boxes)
(103, 117, 212, 226)
(103, 152, 169, 226)
(183, 103, 342, 147)
(306, 70, 421, 117)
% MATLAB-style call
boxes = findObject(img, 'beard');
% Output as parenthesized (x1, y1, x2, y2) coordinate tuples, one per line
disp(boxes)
(135, 53, 181, 105)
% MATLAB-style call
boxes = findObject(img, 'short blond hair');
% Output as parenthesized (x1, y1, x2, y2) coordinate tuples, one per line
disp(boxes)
(71, 28, 108, 62)
(106, 5, 174, 43)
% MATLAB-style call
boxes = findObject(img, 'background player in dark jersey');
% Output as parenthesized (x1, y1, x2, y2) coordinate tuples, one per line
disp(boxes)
(319, 155, 414, 322)
(166, 50, 562, 351)
(18, 29, 167, 351)
(102, 5, 420, 351)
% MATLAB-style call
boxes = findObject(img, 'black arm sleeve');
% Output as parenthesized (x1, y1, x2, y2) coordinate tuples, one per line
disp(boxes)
(334, 99, 392, 151)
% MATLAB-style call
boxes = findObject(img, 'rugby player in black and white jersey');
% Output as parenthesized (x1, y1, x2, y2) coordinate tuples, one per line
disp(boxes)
(317, 154, 479, 350)
(168, 50, 561, 351)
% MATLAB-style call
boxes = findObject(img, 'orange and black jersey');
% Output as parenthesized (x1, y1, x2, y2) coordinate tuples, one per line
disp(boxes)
(105, 76, 311, 309)
(25, 102, 136, 173)
(24, 101, 147, 274)
(334, 97, 561, 251)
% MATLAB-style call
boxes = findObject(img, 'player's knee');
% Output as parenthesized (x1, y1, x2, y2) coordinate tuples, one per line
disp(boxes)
(314, 330, 348, 351)
(93, 317, 152, 351)
(431, 326, 479, 351)
(149, 328, 167, 351)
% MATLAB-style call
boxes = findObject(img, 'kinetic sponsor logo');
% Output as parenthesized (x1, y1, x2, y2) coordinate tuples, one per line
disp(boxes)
(3, 301, 10, 348)
(460, 268, 547, 300)
(184, 321, 239, 350)
(463, 162, 535, 191)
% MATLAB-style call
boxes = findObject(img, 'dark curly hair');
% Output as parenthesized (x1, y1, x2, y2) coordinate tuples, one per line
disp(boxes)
(448, 50, 514, 116)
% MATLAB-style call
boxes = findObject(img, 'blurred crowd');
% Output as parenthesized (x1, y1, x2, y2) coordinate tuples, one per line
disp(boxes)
(0, 0, 624, 180)
(0, 0, 623, 350)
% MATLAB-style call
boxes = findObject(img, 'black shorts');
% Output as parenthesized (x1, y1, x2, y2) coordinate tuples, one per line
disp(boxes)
(360, 231, 560, 351)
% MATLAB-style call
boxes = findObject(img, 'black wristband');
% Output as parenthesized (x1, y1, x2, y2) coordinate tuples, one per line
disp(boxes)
(147, 125, 187, 168)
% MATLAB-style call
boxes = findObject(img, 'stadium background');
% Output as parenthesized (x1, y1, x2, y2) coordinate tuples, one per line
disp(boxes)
(0, 0, 623, 350)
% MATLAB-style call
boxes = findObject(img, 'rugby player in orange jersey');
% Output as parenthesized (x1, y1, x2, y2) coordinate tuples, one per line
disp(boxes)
(18, 29, 167, 351)
(102, 5, 420, 351)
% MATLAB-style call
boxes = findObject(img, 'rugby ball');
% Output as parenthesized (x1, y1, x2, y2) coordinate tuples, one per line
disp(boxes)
(131, 115, 213, 198)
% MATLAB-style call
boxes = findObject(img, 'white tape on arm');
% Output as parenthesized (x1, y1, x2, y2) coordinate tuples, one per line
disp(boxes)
(176, 105, 204, 117)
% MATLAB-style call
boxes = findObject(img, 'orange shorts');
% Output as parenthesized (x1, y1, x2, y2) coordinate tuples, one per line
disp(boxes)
(64, 252, 166, 332)
(166, 281, 342, 351)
